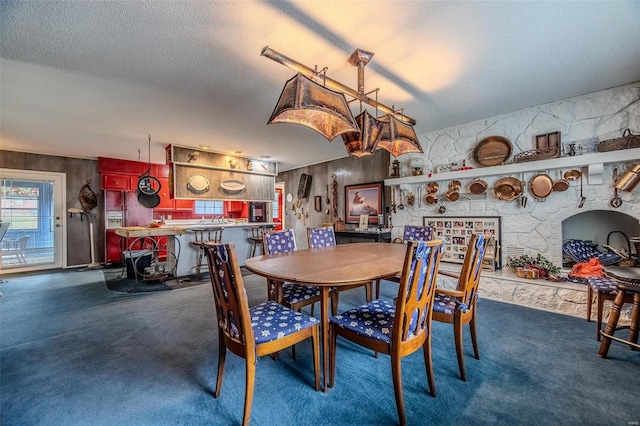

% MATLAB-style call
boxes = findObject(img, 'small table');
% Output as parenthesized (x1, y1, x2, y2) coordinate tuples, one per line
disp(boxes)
(598, 266, 640, 357)
(115, 227, 186, 287)
(245, 242, 406, 391)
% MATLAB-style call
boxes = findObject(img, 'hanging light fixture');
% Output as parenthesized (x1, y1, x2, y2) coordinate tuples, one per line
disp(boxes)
(262, 46, 422, 157)
(377, 112, 423, 157)
(267, 73, 359, 141)
(342, 110, 385, 157)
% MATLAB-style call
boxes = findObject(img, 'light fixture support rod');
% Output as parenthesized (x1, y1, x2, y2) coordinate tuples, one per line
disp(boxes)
(261, 46, 415, 125)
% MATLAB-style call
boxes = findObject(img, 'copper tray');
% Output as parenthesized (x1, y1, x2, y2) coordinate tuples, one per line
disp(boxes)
(471, 136, 512, 167)
(494, 177, 523, 201)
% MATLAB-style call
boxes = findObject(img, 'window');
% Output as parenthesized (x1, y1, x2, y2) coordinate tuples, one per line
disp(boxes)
(194, 200, 224, 216)
(1, 185, 40, 230)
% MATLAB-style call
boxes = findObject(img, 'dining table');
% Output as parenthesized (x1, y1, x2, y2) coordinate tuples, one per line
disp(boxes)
(244, 242, 408, 391)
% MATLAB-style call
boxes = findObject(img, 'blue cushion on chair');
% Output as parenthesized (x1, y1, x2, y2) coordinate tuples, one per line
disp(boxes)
(586, 277, 618, 294)
(433, 293, 458, 315)
(282, 283, 321, 304)
(250, 301, 319, 345)
(403, 225, 432, 243)
(562, 239, 622, 266)
(329, 299, 396, 343)
(308, 227, 336, 247)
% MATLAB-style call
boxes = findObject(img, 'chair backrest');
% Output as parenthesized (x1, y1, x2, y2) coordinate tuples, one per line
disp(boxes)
(204, 242, 254, 352)
(307, 226, 336, 248)
(18, 235, 29, 248)
(393, 239, 443, 347)
(402, 225, 432, 243)
(457, 234, 491, 307)
(0, 221, 10, 242)
(191, 227, 224, 244)
(263, 228, 296, 255)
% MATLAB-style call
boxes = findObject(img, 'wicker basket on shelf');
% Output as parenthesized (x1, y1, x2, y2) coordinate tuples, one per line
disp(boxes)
(513, 147, 559, 163)
(597, 129, 640, 152)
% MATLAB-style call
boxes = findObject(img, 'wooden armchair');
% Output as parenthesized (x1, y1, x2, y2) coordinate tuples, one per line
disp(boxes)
(204, 242, 320, 426)
(329, 240, 444, 425)
(432, 233, 491, 381)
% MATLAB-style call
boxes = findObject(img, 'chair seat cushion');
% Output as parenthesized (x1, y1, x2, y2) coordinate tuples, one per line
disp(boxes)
(250, 301, 318, 345)
(282, 283, 320, 304)
(586, 277, 618, 294)
(329, 299, 395, 343)
(562, 239, 622, 266)
(433, 293, 458, 315)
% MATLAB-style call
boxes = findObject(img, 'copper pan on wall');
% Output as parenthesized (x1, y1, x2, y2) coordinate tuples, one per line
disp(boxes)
(529, 172, 554, 201)
(494, 177, 523, 201)
(469, 179, 488, 194)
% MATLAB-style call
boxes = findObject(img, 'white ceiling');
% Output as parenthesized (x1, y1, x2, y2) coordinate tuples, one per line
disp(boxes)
(1, 1, 639, 171)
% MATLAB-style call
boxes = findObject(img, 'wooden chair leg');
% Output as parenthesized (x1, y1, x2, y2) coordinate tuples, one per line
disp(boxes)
(195, 246, 204, 280)
(329, 324, 337, 388)
(214, 335, 227, 398)
(391, 353, 407, 426)
(596, 293, 605, 342)
(454, 316, 466, 381)
(311, 326, 321, 391)
(243, 357, 256, 426)
(422, 335, 436, 397)
(470, 313, 480, 360)
(586, 285, 593, 322)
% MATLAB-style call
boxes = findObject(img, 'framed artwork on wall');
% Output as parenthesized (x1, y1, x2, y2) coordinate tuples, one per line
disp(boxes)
(423, 215, 502, 270)
(345, 182, 383, 224)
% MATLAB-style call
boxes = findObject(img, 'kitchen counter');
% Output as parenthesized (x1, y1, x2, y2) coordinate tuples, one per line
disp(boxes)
(115, 226, 187, 238)
(172, 222, 276, 277)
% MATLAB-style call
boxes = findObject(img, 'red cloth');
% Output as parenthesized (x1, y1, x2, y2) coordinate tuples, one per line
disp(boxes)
(569, 258, 606, 278)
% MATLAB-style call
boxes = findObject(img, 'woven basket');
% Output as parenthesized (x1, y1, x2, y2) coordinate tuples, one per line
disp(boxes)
(513, 147, 559, 163)
(597, 129, 640, 152)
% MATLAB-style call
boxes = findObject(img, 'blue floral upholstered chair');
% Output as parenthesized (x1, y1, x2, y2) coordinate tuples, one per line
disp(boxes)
(329, 239, 444, 426)
(307, 226, 373, 313)
(376, 224, 433, 298)
(204, 242, 320, 426)
(262, 229, 322, 314)
(432, 233, 491, 381)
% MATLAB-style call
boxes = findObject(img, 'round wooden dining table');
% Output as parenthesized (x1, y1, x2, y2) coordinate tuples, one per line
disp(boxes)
(244, 242, 408, 391)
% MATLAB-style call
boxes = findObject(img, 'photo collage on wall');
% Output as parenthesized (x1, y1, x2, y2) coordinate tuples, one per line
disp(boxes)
(423, 216, 501, 269)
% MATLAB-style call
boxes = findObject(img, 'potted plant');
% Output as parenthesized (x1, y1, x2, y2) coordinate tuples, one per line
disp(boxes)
(506, 253, 561, 279)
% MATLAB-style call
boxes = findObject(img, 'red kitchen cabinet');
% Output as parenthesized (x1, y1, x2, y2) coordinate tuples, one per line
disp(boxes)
(154, 178, 173, 210)
(105, 230, 124, 264)
(101, 173, 133, 191)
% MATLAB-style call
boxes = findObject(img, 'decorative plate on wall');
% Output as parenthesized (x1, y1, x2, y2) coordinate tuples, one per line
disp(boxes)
(220, 179, 246, 193)
(187, 174, 210, 194)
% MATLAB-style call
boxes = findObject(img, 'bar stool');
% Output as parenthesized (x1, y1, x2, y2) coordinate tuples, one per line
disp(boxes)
(586, 277, 634, 341)
(190, 227, 224, 280)
(598, 269, 640, 358)
(248, 226, 264, 257)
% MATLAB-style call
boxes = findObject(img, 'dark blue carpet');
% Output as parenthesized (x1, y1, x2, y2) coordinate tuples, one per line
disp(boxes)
(0, 269, 638, 425)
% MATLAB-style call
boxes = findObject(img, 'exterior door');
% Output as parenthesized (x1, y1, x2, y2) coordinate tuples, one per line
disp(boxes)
(0, 169, 66, 273)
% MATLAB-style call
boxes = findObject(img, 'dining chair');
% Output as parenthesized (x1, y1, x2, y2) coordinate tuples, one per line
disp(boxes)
(376, 225, 433, 298)
(329, 239, 444, 426)
(432, 233, 491, 381)
(307, 226, 373, 313)
(1, 234, 30, 265)
(204, 242, 320, 426)
(262, 228, 322, 314)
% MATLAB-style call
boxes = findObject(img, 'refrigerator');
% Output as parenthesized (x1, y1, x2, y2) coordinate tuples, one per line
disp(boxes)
(104, 190, 154, 265)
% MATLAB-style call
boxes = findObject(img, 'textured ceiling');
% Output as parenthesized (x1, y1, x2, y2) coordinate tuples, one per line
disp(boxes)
(1, 1, 639, 171)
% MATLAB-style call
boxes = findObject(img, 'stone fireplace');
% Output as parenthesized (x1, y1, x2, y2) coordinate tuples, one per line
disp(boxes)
(387, 82, 640, 317)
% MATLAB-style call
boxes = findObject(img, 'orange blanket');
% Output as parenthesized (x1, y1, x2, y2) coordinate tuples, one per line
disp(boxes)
(569, 258, 606, 278)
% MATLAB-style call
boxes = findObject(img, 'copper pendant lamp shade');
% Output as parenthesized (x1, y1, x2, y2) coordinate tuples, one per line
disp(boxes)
(342, 110, 385, 157)
(267, 73, 359, 141)
(377, 114, 423, 157)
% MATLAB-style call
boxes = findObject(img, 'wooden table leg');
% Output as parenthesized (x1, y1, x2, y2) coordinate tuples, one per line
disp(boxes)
(599, 289, 627, 358)
(320, 286, 330, 392)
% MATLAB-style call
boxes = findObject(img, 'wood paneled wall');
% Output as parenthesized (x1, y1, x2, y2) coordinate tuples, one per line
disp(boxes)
(0, 150, 102, 266)
(276, 150, 390, 249)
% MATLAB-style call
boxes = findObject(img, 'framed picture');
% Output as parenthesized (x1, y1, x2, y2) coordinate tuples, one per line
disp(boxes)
(345, 181, 383, 224)
(423, 215, 502, 270)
